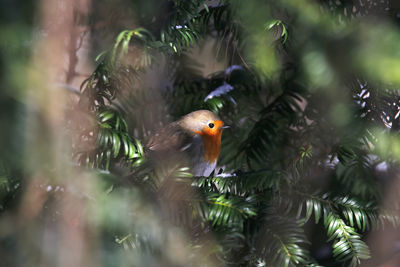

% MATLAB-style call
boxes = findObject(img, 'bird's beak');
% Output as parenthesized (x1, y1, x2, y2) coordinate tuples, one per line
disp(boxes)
(221, 125, 230, 129)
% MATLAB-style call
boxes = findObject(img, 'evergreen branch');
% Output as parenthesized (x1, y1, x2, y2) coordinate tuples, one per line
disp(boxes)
(160, 3, 238, 54)
(76, 108, 145, 170)
(296, 191, 400, 232)
(80, 61, 140, 110)
(194, 169, 286, 195)
(294, 191, 400, 265)
(240, 91, 303, 165)
(200, 192, 257, 230)
(335, 156, 380, 199)
(325, 212, 371, 266)
(254, 211, 313, 267)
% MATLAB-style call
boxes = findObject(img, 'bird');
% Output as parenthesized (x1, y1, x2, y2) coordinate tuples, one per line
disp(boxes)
(146, 110, 226, 177)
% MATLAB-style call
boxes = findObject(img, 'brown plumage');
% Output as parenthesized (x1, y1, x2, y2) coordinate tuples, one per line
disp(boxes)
(147, 110, 225, 176)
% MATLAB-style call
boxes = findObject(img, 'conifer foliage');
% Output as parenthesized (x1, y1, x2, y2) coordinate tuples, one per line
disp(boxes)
(73, 0, 400, 266)
(2, 0, 400, 266)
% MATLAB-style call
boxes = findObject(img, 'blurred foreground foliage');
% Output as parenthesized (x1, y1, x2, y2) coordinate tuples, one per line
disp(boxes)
(2, 0, 400, 266)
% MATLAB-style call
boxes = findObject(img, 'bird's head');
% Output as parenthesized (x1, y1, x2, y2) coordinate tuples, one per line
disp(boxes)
(179, 110, 226, 163)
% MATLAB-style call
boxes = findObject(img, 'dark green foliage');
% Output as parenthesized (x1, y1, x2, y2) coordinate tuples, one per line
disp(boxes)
(253, 210, 314, 267)
(75, 108, 145, 170)
(3, 0, 400, 266)
(201, 192, 257, 229)
(195, 169, 285, 195)
(298, 194, 372, 266)
(72, 1, 400, 265)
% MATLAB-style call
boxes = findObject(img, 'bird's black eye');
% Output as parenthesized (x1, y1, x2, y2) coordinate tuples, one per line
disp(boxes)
(208, 123, 214, 128)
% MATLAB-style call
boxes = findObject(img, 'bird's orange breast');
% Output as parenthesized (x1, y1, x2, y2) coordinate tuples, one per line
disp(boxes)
(195, 120, 223, 163)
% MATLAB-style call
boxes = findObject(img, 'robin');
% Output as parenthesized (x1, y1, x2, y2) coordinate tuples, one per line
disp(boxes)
(147, 110, 226, 176)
